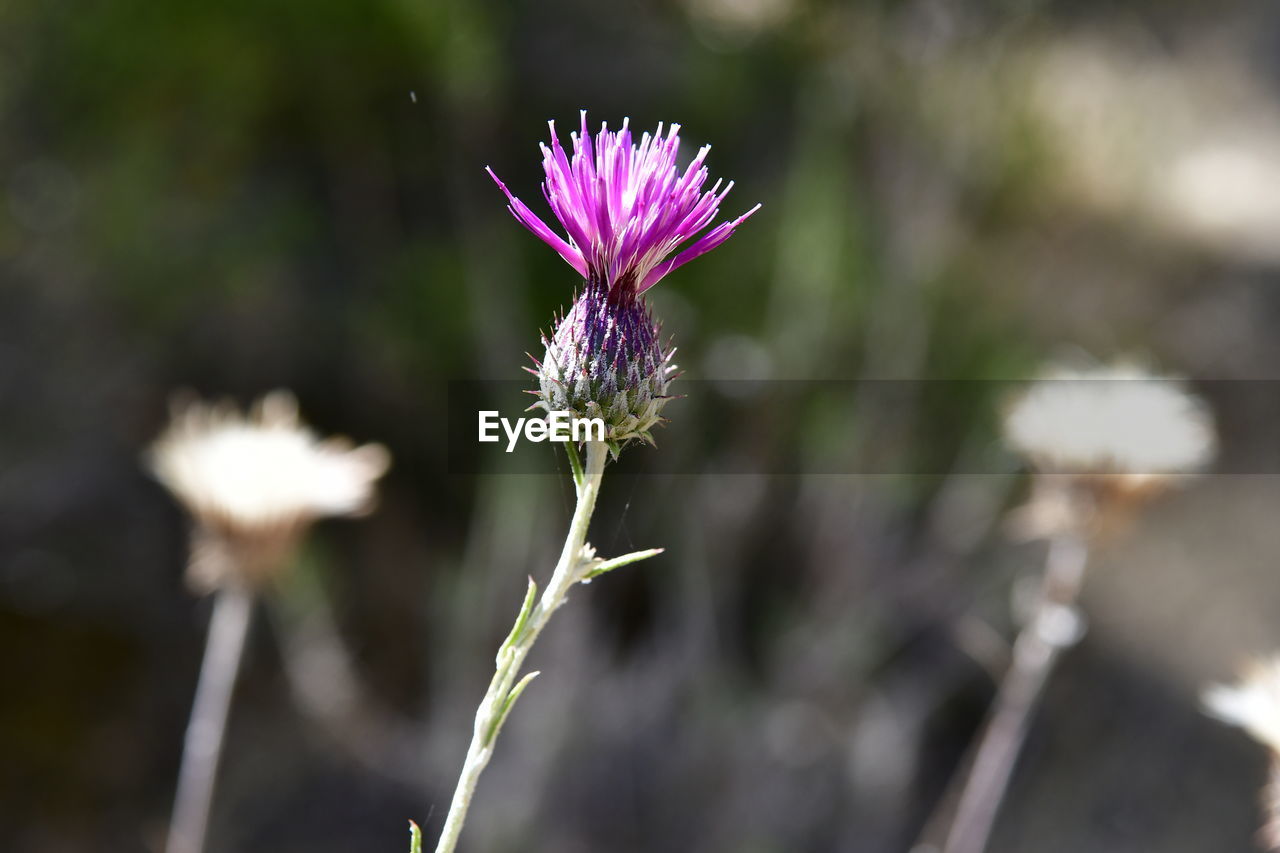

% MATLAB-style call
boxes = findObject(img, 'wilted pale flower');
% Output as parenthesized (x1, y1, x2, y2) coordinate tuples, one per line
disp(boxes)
(1004, 362, 1214, 489)
(488, 111, 760, 447)
(1205, 657, 1280, 850)
(149, 391, 390, 591)
(1001, 363, 1215, 538)
(1205, 657, 1280, 754)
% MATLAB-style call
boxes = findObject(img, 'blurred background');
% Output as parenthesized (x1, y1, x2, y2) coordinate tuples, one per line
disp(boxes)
(5, 0, 1280, 850)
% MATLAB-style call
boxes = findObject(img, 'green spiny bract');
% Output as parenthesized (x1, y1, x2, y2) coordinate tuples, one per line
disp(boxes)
(529, 278, 676, 456)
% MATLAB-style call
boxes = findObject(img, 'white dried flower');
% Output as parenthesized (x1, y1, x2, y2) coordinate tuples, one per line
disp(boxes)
(149, 391, 390, 590)
(1204, 657, 1280, 754)
(1003, 363, 1215, 486)
(1205, 658, 1280, 850)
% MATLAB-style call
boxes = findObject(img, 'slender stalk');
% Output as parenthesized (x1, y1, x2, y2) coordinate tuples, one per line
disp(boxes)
(433, 441, 609, 853)
(941, 533, 1088, 853)
(1264, 752, 1280, 852)
(166, 584, 254, 853)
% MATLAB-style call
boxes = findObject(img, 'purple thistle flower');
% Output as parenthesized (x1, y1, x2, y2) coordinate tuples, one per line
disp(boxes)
(487, 111, 760, 297)
(490, 112, 759, 451)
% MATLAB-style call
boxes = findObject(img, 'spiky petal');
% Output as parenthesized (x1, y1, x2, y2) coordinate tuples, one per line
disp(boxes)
(487, 111, 760, 296)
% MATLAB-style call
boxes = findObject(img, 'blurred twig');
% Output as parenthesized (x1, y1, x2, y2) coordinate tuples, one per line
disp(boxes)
(935, 534, 1088, 853)
(268, 586, 430, 790)
(165, 586, 253, 853)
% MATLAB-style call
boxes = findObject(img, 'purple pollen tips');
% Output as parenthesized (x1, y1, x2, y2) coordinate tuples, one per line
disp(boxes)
(487, 110, 760, 295)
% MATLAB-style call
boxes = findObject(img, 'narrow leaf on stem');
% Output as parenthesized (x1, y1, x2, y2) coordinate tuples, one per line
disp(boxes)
(496, 577, 539, 666)
(565, 442, 585, 493)
(582, 548, 665, 581)
(485, 670, 541, 745)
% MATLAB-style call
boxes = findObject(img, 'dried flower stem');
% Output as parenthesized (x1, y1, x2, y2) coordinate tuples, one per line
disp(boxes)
(434, 441, 652, 853)
(166, 584, 254, 853)
(1264, 753, 1280, 851)
(942, 533, 1089, 853)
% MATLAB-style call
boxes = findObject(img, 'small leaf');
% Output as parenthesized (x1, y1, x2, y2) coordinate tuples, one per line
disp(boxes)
(496, 577, 539, 666)
(565, 441, 585, 491)
(581, 548, 664, 581)
(484, 670, 541, 745)
(409, 820, 422, 853)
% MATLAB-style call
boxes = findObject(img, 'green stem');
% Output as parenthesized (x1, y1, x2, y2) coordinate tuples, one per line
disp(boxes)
(432, 441, 609, 853)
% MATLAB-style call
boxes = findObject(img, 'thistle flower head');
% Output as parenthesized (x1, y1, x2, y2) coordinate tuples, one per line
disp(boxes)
(490, 112, 758, 448)
(148, 391, 390, 590)
(487, 110, 760, 296)
(1001, 362, 1215, 538)
(1204, 656, 1280, 753)
(1004, 362, 1214, 484)
(1205, 657, 1280, 850)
